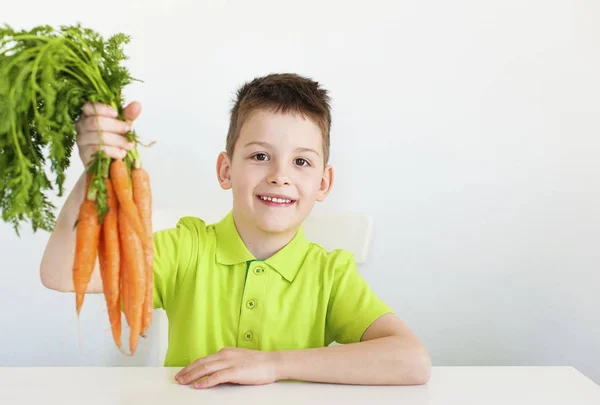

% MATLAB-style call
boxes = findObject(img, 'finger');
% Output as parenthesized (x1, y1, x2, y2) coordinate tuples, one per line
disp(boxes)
(78, 116, 131, 135)
(78, 132, 134, 150)
(194, 369, 235, 390)
(82, 145, 129, 162)
(122, 101, 142, 123)
(81, 101, 118, 118)
(175, 353, 222, 380)
(101, 145, 129, 160)
(177, 360, 227, 385)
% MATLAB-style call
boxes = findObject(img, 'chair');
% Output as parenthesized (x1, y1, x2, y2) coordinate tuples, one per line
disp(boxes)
(149, 209, 374, 366)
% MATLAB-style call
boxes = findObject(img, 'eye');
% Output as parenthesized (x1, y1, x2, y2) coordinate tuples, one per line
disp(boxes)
(294, 158, 310, 167)
(252, 153, 269, 161)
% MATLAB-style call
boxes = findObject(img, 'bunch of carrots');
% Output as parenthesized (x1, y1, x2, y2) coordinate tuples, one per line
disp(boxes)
(74, 153, 153, 356)
(0, 23, 153, 355)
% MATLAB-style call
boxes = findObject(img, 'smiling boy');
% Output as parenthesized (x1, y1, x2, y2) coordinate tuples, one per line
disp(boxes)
(40, 73, 431, 388)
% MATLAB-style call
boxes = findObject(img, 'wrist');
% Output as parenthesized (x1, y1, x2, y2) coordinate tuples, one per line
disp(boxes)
(271, 350, 288, 381)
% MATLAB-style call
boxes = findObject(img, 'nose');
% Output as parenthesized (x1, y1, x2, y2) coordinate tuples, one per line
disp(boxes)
(266, 161, 291, 186)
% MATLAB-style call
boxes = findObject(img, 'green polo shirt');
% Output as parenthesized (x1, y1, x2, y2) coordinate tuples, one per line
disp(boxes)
(152, 211, 394, 367)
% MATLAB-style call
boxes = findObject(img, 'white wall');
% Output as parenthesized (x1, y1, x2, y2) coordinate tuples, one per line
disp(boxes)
(1, 0, 599, 384)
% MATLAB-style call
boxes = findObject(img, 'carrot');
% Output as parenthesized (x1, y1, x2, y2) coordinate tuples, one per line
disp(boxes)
(73, 175, 101, 315)
(132, 167, 153, 337)
(98, 178, 121, 349)
(110, 159, 147, 245)
(120, 245, 130, 326)
(118, 207, 146, 355)
(120, 244, 132, 336)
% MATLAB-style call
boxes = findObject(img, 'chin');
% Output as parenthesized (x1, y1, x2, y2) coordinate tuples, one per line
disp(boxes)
(254, 214, 300, 235)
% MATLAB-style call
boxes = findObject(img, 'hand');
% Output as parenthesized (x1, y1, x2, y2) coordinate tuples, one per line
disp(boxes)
(75, 101, 142, 167)
(175, 347, 279, 389)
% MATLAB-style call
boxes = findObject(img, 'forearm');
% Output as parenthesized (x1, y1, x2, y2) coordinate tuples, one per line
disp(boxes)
(40, 170, 102, 293)
(274, 336, 431, 386)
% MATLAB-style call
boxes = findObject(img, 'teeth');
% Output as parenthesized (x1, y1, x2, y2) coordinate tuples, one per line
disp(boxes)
(260, 196, 292, 203)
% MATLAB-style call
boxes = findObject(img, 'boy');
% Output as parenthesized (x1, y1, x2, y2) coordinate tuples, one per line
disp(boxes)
(40, 73, 431, 389)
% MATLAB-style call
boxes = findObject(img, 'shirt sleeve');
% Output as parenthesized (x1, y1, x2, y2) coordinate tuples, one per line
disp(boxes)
(325, 251, 395, 344)
(152, 220, 195, 311)
(152, 216, 209, 311)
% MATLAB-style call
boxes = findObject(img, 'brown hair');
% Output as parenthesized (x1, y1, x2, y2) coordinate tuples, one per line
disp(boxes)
(226, 73, 332, 163)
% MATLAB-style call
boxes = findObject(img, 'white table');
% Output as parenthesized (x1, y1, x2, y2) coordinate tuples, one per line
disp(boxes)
(1, 366, 599, 404)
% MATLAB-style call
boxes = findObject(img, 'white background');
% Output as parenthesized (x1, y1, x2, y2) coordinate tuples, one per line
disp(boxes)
(1, 0, 599, 385)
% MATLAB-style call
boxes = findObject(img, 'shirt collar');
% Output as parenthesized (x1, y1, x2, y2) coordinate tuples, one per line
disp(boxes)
(214, 211, 309, 282)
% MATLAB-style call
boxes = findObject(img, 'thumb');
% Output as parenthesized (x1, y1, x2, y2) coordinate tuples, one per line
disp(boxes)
(123, 101, 142, 123)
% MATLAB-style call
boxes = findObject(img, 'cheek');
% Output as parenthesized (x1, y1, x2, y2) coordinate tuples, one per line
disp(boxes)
(231, 165, 262, 191)
(299, 173, 324, 195)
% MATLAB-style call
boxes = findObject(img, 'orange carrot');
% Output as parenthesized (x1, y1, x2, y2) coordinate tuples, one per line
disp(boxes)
(132, 167, 153, 337)
(120, 244, 130, 326)
(98, 178, 121, 349)
(73, 175, 101, 315)
(110, 159, 147, 245)
(118, 208, 146, 355)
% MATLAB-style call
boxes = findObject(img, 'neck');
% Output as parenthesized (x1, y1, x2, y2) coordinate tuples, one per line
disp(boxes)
(232, 210, 298, 260)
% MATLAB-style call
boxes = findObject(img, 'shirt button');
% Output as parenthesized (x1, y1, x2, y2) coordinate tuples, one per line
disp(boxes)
(253, 267, 264, 275)
(246, 299, 256, 309)
(244, 331, 254, 341)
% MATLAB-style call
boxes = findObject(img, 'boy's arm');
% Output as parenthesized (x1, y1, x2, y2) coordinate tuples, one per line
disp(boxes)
(175, 313, 431, 389)
(273, 251, 431, 385)
(274, 313, 431, 385)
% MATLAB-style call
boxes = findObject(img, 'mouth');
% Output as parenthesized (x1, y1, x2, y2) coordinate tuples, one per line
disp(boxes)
(256, 194, 296, 207)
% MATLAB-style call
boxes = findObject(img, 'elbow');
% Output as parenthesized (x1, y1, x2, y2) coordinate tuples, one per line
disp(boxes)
(391, 338, 432, 386)
(41, 278, 73, 293)
(412, 346, 432, 385)
(40, 259, 56, 291)
(40, 273, 64, 292)
(40, 265, 54, 291)
(40, 263, 69, 293)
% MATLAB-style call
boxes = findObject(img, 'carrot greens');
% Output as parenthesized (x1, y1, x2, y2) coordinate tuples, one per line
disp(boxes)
(0, 23, 140, 234)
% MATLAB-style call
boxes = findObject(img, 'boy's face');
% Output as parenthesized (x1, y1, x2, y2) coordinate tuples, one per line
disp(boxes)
(217, 109, 333, 236)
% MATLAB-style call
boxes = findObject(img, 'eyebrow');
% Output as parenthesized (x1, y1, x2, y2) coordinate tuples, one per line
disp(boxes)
(244, 141, 320, 157)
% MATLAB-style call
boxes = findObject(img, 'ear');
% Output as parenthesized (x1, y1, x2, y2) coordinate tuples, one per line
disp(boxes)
(316, 164, 334, 202)
(216, 151, 232, 190)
